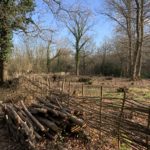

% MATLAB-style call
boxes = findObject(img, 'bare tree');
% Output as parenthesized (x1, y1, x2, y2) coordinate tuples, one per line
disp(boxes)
(46, 42, 62, 73)
(102, 0, 134, 77)
(103, 0, 150, 80)
(113, 37, 129, 76)
(80, 40, 95, 75)
(100, 41, 112, 75)
(132, 0, 143, 80)
(62, 7, 93, 76)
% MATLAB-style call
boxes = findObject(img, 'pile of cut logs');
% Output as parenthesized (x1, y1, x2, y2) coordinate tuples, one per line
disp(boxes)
(1, 96, 86, 149)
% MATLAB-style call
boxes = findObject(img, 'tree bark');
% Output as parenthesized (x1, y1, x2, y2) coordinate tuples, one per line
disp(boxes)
(137, 51, 142, 78)
(132, 0, 144, 80)
(132, 0, 140, 80)
(0, 59, 4, 85)
(101, 47, 107, 75)
(82, 53, 86, 75)
(75, 50, 80, 76)
(127, 30, 132, 77)
(127, 0, 133, 77)
(137, 0, 144, 79)
(21, 101, 46, 132)
(47, 42, 51, 73)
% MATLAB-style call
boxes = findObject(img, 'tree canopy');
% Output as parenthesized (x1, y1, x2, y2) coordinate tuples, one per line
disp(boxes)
(0, 0, 35, 83)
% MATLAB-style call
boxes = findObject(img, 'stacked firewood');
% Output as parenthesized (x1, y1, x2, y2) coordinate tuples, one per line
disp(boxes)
(1, 96, 86, 149)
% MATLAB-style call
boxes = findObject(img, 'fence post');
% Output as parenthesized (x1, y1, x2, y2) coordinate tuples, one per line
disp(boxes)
(41, 78, 43, 96)
(46, 77, 49, 96)
(82, 84, 84, 97)
(99, 86, 103, 142)
(37, 77, 39, 94)
(32, 75, 35, 98)
(67, 82, 71, 107)
(48, 78, 52, 97)
(146, 107, 150, 150)
(33, 74, 35, 82)
(69, 81, 71, 95)
(49, 79, 51, 89)
(118, 89, 126, 150)
(62, 81, 64, 93)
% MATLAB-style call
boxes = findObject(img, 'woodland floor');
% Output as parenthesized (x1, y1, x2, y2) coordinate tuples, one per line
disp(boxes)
(0, 75, 149, 150)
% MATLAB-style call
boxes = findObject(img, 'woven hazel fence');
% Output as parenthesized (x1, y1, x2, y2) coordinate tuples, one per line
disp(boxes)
(20, 75, 150, 150)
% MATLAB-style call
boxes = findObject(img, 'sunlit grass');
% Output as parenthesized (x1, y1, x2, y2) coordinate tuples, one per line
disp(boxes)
(120, 143, 132, 150)
(103, 92, 123, 99)
(129, 87, 150, 103)
(77, 86, 150, 102)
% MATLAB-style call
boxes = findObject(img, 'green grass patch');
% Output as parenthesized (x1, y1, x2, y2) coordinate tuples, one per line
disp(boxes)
(103, 92, 123, 99)
(120, 143, 131, 150)
(129, 87, 150, 102)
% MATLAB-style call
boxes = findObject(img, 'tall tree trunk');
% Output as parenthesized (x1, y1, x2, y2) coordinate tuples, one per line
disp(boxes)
(0, 59, 4, 85)
(128, 34, 132, 77)
(127, 0, 133, 77)
(101, 48, 106, 75)
(75, 50, 80, 76)
(137, 52, 142, 78)
(132, 0, 140, 80)
(0, 19, 11, 84)
(46, 42, 51, 73)
(137, 0, 144, 79)
(82, 54, 86, 75)
(57, 56, 60, 72)
(47, 48, 51, 73)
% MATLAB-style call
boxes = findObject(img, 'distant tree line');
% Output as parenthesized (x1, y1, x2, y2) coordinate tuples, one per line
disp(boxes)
(7, 35, 150, 78)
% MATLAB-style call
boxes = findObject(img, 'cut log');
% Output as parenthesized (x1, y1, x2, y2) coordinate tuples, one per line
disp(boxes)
(42, 105, 67, 118)
(29, 107, 48, 114)
(4, 105, 36, 148)
(2, 95, 87, 150)
(37, 97, 60, 110)
(36, 117, 60, 132)
(67, 113, 86, 127)
(21, 101, 46, 132)
(8, 105, 34, 138)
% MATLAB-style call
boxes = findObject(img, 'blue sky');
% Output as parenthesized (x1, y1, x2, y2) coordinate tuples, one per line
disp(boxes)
(13, 0, 114, 47)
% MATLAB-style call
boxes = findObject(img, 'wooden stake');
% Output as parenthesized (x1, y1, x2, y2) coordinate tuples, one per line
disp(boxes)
(118, 89, 126, 150)
(82, 84, 84, 97)
(46, 77, 49, 96)
(38, 79, 40, 94)
(41, 79, 43, 96)
(33, 75, 36, 98)
(49, 79, 51, 89)
(99, 86, 103, 142)
(146, 107, 150, 150)
(69, 81, 71, 95)
(62, 81, 64, 93)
